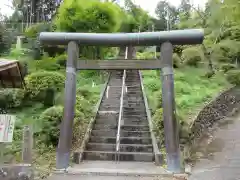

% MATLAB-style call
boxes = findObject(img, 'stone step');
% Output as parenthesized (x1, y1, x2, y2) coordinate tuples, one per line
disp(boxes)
(91, 130, 151, 137)
(89, 136, 152, 144)
(86, 143, 153, 152)
(122, 121, 148, 126)
(93, 124, 117, 130)
(123, 114, 147, 117)
(96, 119, 148, 125)
(83, 151, 154, 162)
(123, 122, 148, 126)
(96, 114, 118, 120)
(121, 125, 149, 131)
(93, 124, 149, 131)
(98, 106, 145, 109)
(98, 107, 119, 111)
(122, 108, 145, 111)
(97, 111, 118, 115)
(123, 112, 147, 116)
(91, 130, 117, 137)
(122, 117, 148, 121)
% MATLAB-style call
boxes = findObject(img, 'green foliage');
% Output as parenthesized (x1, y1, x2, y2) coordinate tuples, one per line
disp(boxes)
(182, 47, 203, 67)
(226, 70, 240, 85)
(221, 64, 236, 73)
(55, 0, 121, 33)
(151, 91, 162, 113)
(212, 40, 240, 63)
(54, 91, 93, 119)
(152, 108, 188, 145)
(77, 87, 93, 99)
(44, 88, 55, 107)
(39, 103, 85, 146)
(144, 67, 229, 130)
(136, 52, 160, 59)
(0, 25, 14, 55)
(152, 108, 164, 144)
(25, 71, 65, 99)
(8, 48, 32, 59)
(0, 88, 25, 109)
(40, 105, 64, 146)
(75, 95, 93, 118)
(123, 0, 152, 32)
(18, 60, 29, 77)
(173, 53, 181, 68)
(54, 0, 122, 58)
(25, 23, 55, 38)
(55, 54, 67, 67)
(35, 58, 61, 71)
(145, 78, 161, 92)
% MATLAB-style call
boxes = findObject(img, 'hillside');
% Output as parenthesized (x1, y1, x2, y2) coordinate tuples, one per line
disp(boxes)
(0, 0, 240, 178)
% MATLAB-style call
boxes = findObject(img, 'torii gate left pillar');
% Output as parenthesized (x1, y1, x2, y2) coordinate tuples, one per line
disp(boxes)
(56, 41, 78, 169)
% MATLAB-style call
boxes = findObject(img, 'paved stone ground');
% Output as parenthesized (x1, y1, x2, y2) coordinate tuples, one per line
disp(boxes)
(49, 174, 174, 180)
(189, 112, 240, 180)
(47, 161, 178, 180)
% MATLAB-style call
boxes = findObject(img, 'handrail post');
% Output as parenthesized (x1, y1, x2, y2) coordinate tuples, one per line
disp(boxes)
(56, 41, 78, 169)
(115, 47, 128, 162)
(160, 42, 181, 173)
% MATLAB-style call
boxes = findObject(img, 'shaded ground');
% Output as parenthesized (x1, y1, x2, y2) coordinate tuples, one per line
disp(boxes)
(189, 111, 240, 180)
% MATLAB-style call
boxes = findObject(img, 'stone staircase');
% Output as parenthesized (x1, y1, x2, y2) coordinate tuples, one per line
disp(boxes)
(80, 69, 154, 162)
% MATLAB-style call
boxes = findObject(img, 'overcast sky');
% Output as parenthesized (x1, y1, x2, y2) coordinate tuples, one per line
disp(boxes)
(0, 0, 207, 17)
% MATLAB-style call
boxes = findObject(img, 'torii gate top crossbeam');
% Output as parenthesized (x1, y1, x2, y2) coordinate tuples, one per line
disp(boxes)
(39, 29, 204, 46)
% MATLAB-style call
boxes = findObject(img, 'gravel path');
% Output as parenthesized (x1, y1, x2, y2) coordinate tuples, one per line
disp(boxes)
(189, 112, 240, 180)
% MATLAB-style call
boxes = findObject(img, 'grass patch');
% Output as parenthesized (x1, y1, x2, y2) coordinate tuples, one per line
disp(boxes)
(143, 66, 229, 123)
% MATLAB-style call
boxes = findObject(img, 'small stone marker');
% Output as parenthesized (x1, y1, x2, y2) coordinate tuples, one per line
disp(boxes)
(0, 115, 15, 143)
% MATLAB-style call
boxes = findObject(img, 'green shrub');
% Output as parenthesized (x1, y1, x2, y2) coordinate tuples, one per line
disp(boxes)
(44, 88, 55, 107)
(152, 108, 164, 145)
(55, 54, 67, 67)
(226, 70, 240, 85)
(145, 79, 160, 92)
(56, 0, 122, 32)
(18, 60, 29, 77)
(212, 40, 240, 63)
(77, 87, 92, 98)
(221, 64, 236, 73)
(25, 23, 55, 38)
(152, 108, 189, 145)
(75, 95, 92, 118)
(173, 45, 184, 55)
(173, 53, 181, 68)
(35, 57, 61, 71)
(151, 91, 162, 112)
(54, 92, 92, 119)
(40, 106, 63, 146)
(0, 88, 25, 109)
(25, 71, 65, 99)
(40, 105, 84, 146)
(136, 52, 155, 59)
(8, 48, 32, 59)
(0, 25, 13, 55)
(182, 47, 203, 67)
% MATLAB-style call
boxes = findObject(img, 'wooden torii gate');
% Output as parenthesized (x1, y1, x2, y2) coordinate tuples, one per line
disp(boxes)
(39, 29, 204, 173)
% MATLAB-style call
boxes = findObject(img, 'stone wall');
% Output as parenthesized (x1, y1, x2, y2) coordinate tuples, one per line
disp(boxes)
(185, 86, 240, 158)
(0, 165, 34, 180)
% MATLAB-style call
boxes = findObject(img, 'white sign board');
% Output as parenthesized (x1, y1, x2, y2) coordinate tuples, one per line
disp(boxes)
(0, 115, 15, 143)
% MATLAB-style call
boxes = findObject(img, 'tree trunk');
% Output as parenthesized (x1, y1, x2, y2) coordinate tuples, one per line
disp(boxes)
(201, 44, 215, 76)
(202, 45, 215, 72)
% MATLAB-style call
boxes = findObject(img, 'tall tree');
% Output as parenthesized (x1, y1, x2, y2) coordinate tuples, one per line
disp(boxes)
(155, 0, 179, 30)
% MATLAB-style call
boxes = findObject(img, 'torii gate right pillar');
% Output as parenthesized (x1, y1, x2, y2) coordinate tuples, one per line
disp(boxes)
(160, 42, 181, 173)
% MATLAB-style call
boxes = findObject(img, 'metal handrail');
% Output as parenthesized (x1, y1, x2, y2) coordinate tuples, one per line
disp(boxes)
(115, 47, 128, 162)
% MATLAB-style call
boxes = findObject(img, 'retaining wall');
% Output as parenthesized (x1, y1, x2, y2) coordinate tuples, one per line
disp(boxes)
(185, 86, 240, 160)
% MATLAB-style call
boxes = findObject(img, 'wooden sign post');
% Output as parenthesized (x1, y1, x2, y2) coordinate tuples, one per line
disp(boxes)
(0, 115, 15, 164)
